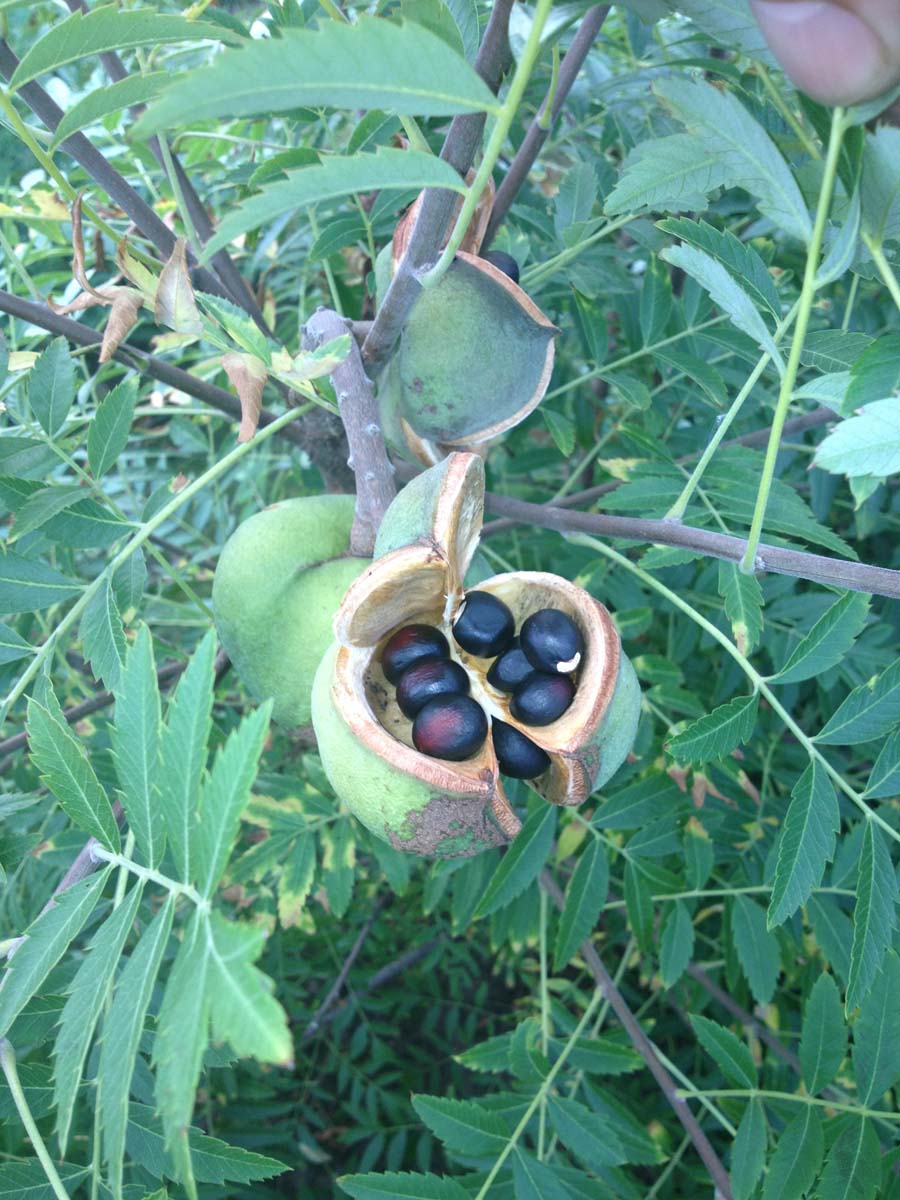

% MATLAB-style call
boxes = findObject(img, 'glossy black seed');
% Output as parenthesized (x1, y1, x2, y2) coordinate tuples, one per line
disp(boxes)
(510, 672, 576, 726)
(493, 720, 550, 779)
(452, 591, 515, 658)
(482, 249, 520, 284)
(396, 658, 470, 718)
(521, 608, 584, 674)
(486, 641, 534, 693)
(412, 695, 488, 761)
(381, 624, 449, 685)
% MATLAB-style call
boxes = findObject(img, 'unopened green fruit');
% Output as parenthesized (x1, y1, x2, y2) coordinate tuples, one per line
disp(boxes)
(213, 495, 369, 727)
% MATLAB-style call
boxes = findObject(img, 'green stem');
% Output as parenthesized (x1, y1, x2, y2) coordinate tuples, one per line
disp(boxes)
(0, 1040, 72, 1200)
(522, 212, 635, 289)
(686, 1089, 900, 1121)
(537, 886, 549, 1161)
(756, 65, 821, 160)
(157, 137, 203, 260)
(653, 1044, 737, 1136)
(421, 0, 555, 287)
(538, 44, 560, 132)
(666, 303, 799, 521)
(740, 106, 846, 573)
(0, 403, 311, 727)
(91, 847, 208, 909)
(863, 234, 900, 314)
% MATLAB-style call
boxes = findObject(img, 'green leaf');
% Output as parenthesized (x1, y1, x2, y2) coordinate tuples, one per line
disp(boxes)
(546, 1095, 625, 1168)
(624, 858, 654, 952)
(8, 485, 86, 543)
(814, 398, 900, 480)
(192, 701, 274, 897)
(0, 1062, 53, 1120)
(0, 1163, 89, 1199)
(0, 870, 110, 1035)
(808, 895, 853, 985)
(639, 256, 673, 345)
(411, 1094, 509, 1155)
(666, 693, 758, 765)
(0, 621, 34, 665)
(158, 629, 216, 883)
(53, 882, 144, 1155)
(863, 730, 900, 799)
(731, 1098, 767, 1200)
(79, 577, 126, 691)
(111, 626, 163, 869)
(817, 188, 861, 288)
(661, 243, 778, 358)
(691, 1014, 756, 1088)
(473, 805, 556, 918)
(801, 330, 873, 373)
(277, 834, 316, 927)
(771, 592, 870, 685)
(553, 838, 609, 969)
(339, 1172, 469, 1200)
(50, 74, 168, 150)
(659, 217, 781, 319)
(767, 761, 840, 927)
(99, 895, 174, 1200)
(845, 332, 900, 410)
(731, 896, 779, 1005)
(88, 377, 139, 478)
(322, 819, 356, 919)
(861, 125, 900, 247)
(136, 18, 499, 140)
(26, 693, 120, 851)
(542, 408, 576, 457)
(815, 658, 900, 745)
(673, 0, 778, 65)
(656, 75, 812, 243)
(659, 900, 694, 986)
(0, 552, 79, 612)
(28, 337, 75, 437)
(761, 1107, 824, 1200)
(799, 973, 846, 1094)
(202, 149, 468, 261)
(11, 8, 239, 89)
(594, 774, 685, 828)
(206, 912, 293, 1065)
(847, 823, 898, 1012)
(853, 949, 900, 1105)
(512, 1147, 578, 1200)
(605, 133, 730, 216)
(717, 561, 764, 656)
(817, 1119, 880, 1200)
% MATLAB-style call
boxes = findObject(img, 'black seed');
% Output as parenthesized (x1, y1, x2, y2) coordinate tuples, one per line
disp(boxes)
(510, 672, 576, 726)
(381, 624, 449, 684)
(482, 249, 520, 284)
(396, 658, 470, 718)
(521, 608, 584, 674)
(452, 591, 515, 658)
(486, 641, 535, 692)
(493, 720, 550, 779)
(412, 695, 488, 761)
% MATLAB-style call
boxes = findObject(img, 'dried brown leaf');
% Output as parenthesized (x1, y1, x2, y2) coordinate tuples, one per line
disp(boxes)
(222, 351, 267, 443)
(154, 238, 202, 335)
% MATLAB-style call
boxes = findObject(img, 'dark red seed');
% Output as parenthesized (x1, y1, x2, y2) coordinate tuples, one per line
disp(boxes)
(381, 624, 449, 685)
(492, 720, 550, 779)
(510, 672, 576, 726)
(396, 658, 470, 718)
(486, 642, 534, 693)
(412, 695, 488, 761)
(521, 608, 584, 674)
(482, 249, 520, 284)
(452, 591, 515, 658)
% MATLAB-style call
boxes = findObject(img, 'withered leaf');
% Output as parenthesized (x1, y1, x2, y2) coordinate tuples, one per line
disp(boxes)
(222, 351, 267, 443)
(154, 237, 203, 335)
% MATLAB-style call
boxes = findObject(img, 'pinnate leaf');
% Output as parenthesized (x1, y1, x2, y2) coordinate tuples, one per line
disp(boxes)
(799, 973, 846, 1094)
(846, 822, 898, 1012)
(767, 761, 840, 927)
(411, 1094, 508, 1155)
(28, 337, 75, 437)
(88, 377, 139, 478)
(339, 1172, 470, 1199)
(731, 1098, 767, 1200)
(853, 949, 900, 1105)
(732, 895, 779, 1005)
(771, 591, 870, 685)
(207, 913, 292, 1065)
(111, 626, 163, 868)
(553, 837, 609, 969)
(815, 658, 900, 745)
(473, 805, 556, 918)
(666, 693, 758, 765)
(691, 1014, 756, 1088)
(817, 1119, 880, 1200)
(761, 1107, 823, 1200)
(863, 729, 900, 799)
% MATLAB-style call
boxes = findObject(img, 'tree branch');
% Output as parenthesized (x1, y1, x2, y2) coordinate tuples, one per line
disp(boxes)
(483, 6, 610, 248)
(540, 872, 733, 1199)
(300, 897, 387, 1041)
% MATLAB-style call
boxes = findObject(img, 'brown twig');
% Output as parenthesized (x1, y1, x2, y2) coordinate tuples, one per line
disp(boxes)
(303, 308, 397, 554)
(540, 871, 734, 1200)
(300, 898, 387, 1041)
(483, 6, 611, 248)
(686, 964, 802, 1074)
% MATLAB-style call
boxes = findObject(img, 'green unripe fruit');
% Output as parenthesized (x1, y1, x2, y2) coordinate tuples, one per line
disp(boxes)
(213, 495, 369, 727)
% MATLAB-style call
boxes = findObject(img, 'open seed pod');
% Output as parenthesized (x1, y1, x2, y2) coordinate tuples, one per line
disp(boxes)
(377, 250, 558, 467)
(311, 454, 641, 857)
(391, 174, 494, 262)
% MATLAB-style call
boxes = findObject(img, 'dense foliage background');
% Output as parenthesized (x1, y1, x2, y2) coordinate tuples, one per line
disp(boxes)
(0, 1, 899, 1198)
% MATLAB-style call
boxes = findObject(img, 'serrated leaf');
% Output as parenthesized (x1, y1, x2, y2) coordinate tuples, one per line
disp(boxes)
(813, 398, 900, 480)
(817, 1119, 879, 1200)
(0, 1062, 54, 1121)
(411, 1094, 509, 1155)
(799, 973, 846, 1094)
(732, 895, 779, 1005)
(53, 883, 144, 1155)
(88, 377, 139, 478)
(767, 761, 840, 927)
(192, 701, 275, 897)
(8, 485, 86, 543)
(816, 188, 861, 287)
(666, 693, 758, 765)
(80, 577, 126, 690)
(553, 838, 609, 969)
(659, 899, 694, 986)
(845, 332, 900, 411)
(136, 19, 499, 141)
(847, 823, 898, 1012)
(863, 730, 900, 800)
(321, 818, 356, 919)
(473, 806, 556, 919)
(853, 949, 900, 1105)
(0, 1163, 89, 1199)
(0, 552, 79, 612)
(605, 133, 730, 216)
(111, 626, 163, 869)
(659, 217, 781, 319)
(816, 658, 900, 745)
(339, 1171, 469, 1200)
(512, 1147, 577, 1199)
(671, 0, 778, 65)
(717, 561, 763, 655)
(801, 330, 873, 374)
(772, 592, 870, 685)
(731, 1097, 766, 1200)
(761, 1107, 823, 1200)
(547, 1095, 625, 1168)
(624, 858, 654, 952)
(861, 125, 900, 247)
(206, 912, 292, 1065)
(0, 870, 110, 1035)
(26, 693, 120, 851)
(99, 895, 174, 1200)
(594, 774, 685, 828)
(542, 408, 576, 457)
(661, 244, 778, 358)
(691, 1014, 756, 1088)
(277, 834, 316, 928)
(50, 73, 168, 150)
(0, 621, 33, 665)
(639, 256, 673, 344)
(28, 337, 75, 437)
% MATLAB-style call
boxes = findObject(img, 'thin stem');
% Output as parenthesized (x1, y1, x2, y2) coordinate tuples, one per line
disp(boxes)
(539, 45, 560, 131)
(741, 107, 846, 572)
(686, 1089, 900, 1122)
(863, 235, 900, 314)
(91, 846, 208, 909)
(0, 1040, 72, 1200)
(537, 886, 549, 1160)
(522, 212, 634, 288)
(157, 136, 203, 260)
(756, 65, 821, 160)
